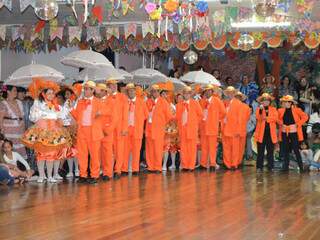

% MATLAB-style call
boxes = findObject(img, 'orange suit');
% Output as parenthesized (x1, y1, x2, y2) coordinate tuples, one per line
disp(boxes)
(200, 96, 226, 168)
(100, 96, 115, 178)
(145, 97, 173, 171)
(222, 98, 244, 169)
(71, 97, 108, 178)
(237, 102, 251, 166)
(122, 97, 148, 173)
(111, 92, 129, 174)
(176, 99, 203, 170)
(254, 106, 278, 144)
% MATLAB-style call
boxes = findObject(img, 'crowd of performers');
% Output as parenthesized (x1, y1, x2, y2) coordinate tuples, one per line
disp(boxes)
(0, 76, 319, 185)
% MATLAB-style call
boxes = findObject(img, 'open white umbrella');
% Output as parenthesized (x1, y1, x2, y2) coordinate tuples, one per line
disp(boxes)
(180, 70, 221, 86)
(76, 67, 125, 82)
(131, 68, 167, 85)
(61, 50, 113, 68)
(118, 69, 133, 83)
(150, 77, 187, 91)
(5, 64, 64, 88)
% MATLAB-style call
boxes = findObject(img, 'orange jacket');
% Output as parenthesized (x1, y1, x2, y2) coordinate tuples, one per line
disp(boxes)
(71, 97, 109, 141)
(128, 97, 148, 139)
(100, 96, 115, 138)
(176, 99, 203, 139)
(222, 98, 244, 137)
(254, 106, 278, 144)
(278, 107, 308, 141)
(145, 97, 173, 139)
(109, 92, 129, 137)
(201, 96, 226, 136)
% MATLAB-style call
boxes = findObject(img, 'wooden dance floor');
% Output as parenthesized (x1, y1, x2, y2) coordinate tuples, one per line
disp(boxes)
(1, 168, 320, 240)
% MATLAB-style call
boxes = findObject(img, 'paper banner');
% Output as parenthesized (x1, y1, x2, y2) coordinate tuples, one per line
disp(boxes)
(50, 27, 64, 40)
(0, 25, 6, 40)
(142, 21, 155, 38)
(11, 26, 24, 41)
(124, 23, 137, 38)
(178, 19, 189, 34)
(87, 26, 101, 42)
(0, 0, 12, 11)
(160, 19, 173, 35)
(31, 28, 44, 42)
(106, 26, 120, 39)
(20, 0, 35, 12)
(69, 26, 82, 41)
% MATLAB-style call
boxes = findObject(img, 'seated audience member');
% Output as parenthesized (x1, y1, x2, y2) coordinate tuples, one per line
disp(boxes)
(261, 74, 277, 97)
(296, 76, 317, 115)
(299, 142, 314, 170)
(278, 75, 297, 99)
(2, 139, 34, 179)
(307, 104, 320, 142)
(238, 74, 259, 105)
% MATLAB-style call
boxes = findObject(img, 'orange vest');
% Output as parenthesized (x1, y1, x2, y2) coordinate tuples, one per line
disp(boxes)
(254, 106, 278, 144)
(109, 92, 129, 137)
(176, 99, 203, 139)
(278, 107, 308, 141)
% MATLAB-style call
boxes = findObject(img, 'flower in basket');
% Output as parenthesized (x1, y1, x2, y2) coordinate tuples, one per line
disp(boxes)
(145, 2, 157, 14)
(164, 0, 179, 13)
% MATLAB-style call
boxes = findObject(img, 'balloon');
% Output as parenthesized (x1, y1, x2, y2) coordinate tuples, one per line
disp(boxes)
(34, 0, 59, 21)
(183, 50, 198, 65)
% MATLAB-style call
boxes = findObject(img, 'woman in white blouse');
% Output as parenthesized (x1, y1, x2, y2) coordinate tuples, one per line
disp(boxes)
(21, 79, 72, 183)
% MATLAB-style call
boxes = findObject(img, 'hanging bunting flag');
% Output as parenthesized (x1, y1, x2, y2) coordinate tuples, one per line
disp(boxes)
(160, 19, 173, 35)
(0, 0, 12, 11)
(87, 26, 102, 42)
(106, 26, 120, 39)
(11, 26, 24, 41)
(35, 20, 46, 33)
(142, 21, 154, 37)
(50, 27, 64, 40)
(0, 25, 6, 40)
(69, 26, 82, 41)
(31, 28, 44, 42)
(124, 23, 137, 38)
(122, 0, 129, 15)
(92, 5, 103, 23)
(20, 0, 35, 12)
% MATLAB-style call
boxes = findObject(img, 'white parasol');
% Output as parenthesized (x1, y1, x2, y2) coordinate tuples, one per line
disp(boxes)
(76, 67, 125, 82)
(118, 69, 133, 83)
(5, 64, 64, 88)
(180, 69, 221, 86)
(131, 68, 167, 85)
(61, 50, 113, 68)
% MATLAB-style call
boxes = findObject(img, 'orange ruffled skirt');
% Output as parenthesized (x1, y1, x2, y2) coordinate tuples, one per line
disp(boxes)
(21, 119, 72, 161)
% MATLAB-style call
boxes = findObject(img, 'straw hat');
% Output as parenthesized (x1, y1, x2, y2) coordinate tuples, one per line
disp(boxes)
(235, 91, 247, 102)
(106, 78, 118, 84)
(223, 86, 236, 94)
(262, 74, 275, 83)
(126, 83, 136, 89)
(96, 83, 108, 91)
(83, 80, 96, 88)
(182, 86, 192, 92)
(203, 84, 215, 91)
(150, 84, 160, 91)
(280, 95, 296, 103)
(257, 93, 274, 103)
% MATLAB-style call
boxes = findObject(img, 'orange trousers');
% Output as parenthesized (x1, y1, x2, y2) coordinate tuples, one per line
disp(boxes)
(200, 135, 218, 168)
(180, 129, 197, 170)
(77, 127, 101, 178)
(146, 137, 164, 171)
(113, 129, 126, 174)
(101, 133, 114, 178)
(238, 136, 246, 165)
(222, 135, 241, 169)
(122, 127, 142, 172)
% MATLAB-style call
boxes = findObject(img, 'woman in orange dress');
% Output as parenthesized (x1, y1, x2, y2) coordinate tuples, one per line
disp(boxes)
(21, 79, 72, 183)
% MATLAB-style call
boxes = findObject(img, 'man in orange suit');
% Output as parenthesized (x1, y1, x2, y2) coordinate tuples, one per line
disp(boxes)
(235, 91, 251, 167)
(122, 83, 148, 175)
(96, 83, 115, 181)
(222, 86, 246, 170)
(176, 86, 203, 170)
(146, 84, 173, 173)
(200, 84, 226, 170)
(71, 81, 108, 184)
(106, 79, 129, 179)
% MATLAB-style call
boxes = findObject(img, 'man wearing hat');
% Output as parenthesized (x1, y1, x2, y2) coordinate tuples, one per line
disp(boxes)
(176, 86, 203, 170)
(122, 83, 148, 174)
(71, 81, 109, 184)
(278, 95, 308, 173)
(106, 78, 129, 179)
(97, 83, 115, 181)
(146, 84, 173, 172)
(222, 86, 246, 170)
(255, 93, 278, 172)
(199, 84, 226, 170)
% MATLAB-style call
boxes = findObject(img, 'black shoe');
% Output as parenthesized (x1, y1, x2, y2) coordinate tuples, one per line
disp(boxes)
(58, 168, 67, 178)
(209, 166, 216, 171)
(132, 172, 139, 176)
(113, 173, 121, 179)
(87, 178, 98, 184)
(78, 177, 87, 184)
(198, 166, 207, 171)
(268, 168, 274, 173)
(121, 172, 129, 176)
(181, 168, 189, 172)
(154, 170, 161, 174)
(102, 175, 110, 181)
(280, 168, 289, 173)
